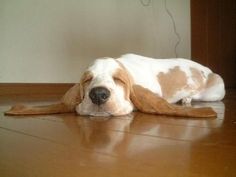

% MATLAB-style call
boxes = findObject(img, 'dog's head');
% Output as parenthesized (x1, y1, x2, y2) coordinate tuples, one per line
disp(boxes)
(68, 58, 216, 118)
(76, 58, 134, 116)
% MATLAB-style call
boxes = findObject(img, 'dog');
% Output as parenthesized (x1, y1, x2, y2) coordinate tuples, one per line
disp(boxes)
(5, 54, 225, 118)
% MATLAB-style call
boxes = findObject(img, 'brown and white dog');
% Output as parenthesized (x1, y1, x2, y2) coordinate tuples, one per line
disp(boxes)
(5, 54, 225, 118)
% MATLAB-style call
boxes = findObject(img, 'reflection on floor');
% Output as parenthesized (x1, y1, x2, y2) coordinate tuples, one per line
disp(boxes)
(0, 93, 235, 177)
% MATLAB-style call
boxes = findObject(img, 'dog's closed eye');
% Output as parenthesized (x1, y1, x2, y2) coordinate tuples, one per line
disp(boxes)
(81, 74, 93, 84)
(113, 76, 126, 86)
(112, 68, 131, 86)
(80, 71, 93, 99)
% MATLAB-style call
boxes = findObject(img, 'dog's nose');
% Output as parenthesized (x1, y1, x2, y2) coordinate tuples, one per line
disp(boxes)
(89, 87, 111, 105)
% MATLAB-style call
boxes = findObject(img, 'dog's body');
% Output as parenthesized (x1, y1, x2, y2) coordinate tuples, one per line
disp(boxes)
(117, 54, 225, 103)
(5, 54, 225, 118)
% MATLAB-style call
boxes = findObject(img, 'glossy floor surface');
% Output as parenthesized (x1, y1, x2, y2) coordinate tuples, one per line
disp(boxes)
(0, 92, 236, 177)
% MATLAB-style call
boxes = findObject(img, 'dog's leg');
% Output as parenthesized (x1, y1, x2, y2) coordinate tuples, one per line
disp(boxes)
(181, 97, 192, 106)
(199, 74, 225, 102)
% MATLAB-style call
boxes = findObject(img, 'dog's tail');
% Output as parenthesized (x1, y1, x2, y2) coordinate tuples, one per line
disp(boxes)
(4, 103, 74, 116)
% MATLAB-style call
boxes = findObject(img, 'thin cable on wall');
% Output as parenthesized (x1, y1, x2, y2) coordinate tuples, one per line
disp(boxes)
(164, 0, 181, 58)
(139, 0, 152, 7)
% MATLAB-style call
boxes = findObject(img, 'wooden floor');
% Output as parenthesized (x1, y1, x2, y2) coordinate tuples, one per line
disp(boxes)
(0, 92, 236, 177)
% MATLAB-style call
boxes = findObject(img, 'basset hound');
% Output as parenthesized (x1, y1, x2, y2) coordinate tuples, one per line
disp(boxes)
(5, 54, 225, 118)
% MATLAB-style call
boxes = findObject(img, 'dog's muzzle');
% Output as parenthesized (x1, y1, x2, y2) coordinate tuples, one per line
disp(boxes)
(89, 86, 111, 105)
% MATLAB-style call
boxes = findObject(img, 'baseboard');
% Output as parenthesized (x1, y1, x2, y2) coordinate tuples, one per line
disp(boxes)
(0, 83, 74, 97)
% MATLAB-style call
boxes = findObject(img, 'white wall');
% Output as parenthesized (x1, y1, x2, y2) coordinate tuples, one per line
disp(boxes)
(0, 0, 190, 83)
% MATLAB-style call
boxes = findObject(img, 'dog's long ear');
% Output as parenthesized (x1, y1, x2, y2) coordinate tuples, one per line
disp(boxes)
(5, 84, 81, 115)
(61, 83, 81, 109)
(130, 85, 217, 118)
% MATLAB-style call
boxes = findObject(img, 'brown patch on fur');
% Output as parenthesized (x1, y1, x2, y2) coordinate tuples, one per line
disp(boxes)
(113, 60, 135, 101)
(157, 66, 188, 100)
(5, 103, 73, 115)
(79, 71, 93, 99)
(61, 83, 81, 108)
(113, 68, 132, 100)
(5, 83, 82, 115)
(206, 73, 221, 88)
(115, 60, 134, 83)
(190, 67, 205, 91)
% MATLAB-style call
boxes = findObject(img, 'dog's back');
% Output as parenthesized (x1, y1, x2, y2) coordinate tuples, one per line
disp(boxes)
(117, 54, 225, 103)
